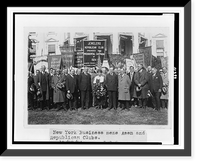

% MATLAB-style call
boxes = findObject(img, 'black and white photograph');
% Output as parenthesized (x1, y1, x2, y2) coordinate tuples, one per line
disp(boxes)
(27, 27, 170, 126)
(5, 5, 191, 156)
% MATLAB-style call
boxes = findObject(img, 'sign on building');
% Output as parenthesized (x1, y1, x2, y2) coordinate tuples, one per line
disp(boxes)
(83, 40, 105, 67)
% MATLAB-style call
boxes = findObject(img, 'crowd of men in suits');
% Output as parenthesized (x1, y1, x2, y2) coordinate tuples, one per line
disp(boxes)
(28, 64, 169, 112)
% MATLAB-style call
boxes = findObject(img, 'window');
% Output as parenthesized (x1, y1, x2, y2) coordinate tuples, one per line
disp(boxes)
(156, 40, 164, 56)
(119, 34, 133, 56)
(96, 35, 113, 56)
(156, 40, 164, 49)
(48, 44, 56, 55)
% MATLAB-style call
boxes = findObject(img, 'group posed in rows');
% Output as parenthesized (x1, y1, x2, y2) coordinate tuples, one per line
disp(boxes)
(28, 64, 169, 112)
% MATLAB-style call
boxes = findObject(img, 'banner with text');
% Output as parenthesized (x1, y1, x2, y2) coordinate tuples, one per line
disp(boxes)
(133, 53, 144, 66)
(83, 40, 105, 67)
(74, 51, 84, 68)
(139, 46, 152, 68)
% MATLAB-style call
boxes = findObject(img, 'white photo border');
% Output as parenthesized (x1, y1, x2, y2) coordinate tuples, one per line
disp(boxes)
(5, 5, 191, 156)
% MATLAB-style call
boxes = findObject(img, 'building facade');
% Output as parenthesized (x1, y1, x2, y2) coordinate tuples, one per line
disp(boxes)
(28, 27, 169, 72)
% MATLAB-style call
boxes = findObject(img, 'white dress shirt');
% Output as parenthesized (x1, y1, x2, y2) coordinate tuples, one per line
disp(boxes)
(93, 75, 104, 84)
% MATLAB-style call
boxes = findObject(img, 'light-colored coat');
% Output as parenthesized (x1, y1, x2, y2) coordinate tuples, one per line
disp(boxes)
(51, 75, 65, 103)
(118, 74, 131, 101)
(160, 72, 169, 99)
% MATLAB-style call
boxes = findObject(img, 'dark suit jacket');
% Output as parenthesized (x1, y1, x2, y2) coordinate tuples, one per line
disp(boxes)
(105, 73, 118, 91)
(35, 72, 49, 100)
(65, 74, 78, 94)
(127, 72, 135, 96)
(149, 71, 163, 92)
(134, 69, 149, 88)
(78, 73, 91, 91)
(28, 76, 35, 93)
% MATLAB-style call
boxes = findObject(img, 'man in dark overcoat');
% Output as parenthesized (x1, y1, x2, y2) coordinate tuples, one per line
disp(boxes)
(105, 67, 118, 110)
(35, 65, 49, 110)
(134, 64, 149, 109)
(78, 67, 91, 110)
(65, 69, 78, 111)
(149, 67, 163, 111)
(146, 66, 154, 108)
(49, 68, 55, 109)
(28, 72, 35, 110)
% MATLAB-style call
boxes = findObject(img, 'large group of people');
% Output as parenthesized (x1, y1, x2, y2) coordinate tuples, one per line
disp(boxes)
(28, 64, 169, 112)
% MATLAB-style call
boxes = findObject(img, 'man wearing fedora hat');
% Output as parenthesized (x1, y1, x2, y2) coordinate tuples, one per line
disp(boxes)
(149, 67, 163, 111)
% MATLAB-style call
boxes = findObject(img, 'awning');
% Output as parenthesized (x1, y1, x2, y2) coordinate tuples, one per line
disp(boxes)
(94, 33, 112, 36)
(74, 35, 88, 39)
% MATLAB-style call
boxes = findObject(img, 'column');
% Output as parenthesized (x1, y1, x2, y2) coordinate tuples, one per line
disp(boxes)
(152, 38, 157, 57)
(133, 32, 139, 54)
(112, 32, 119, 54)
(88, 31, 94, 40)
(70, 32, 76, 45)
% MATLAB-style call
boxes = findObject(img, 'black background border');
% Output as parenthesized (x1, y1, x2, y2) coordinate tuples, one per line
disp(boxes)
(2, 2, 191, 156)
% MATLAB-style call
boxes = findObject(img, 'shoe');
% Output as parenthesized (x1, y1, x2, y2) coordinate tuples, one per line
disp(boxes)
(134, 105, 138, 108)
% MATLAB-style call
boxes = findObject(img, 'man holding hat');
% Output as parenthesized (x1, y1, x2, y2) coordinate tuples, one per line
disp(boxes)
(134, 64, 149, 109)
(65, 69, 78, 111)
(160, 67, 169, 110)
(149, 67, 163, 111)
(51, 69, 66, 111)
(78, 67, 92, 110)
(35, 65, 50, 111)
(105, 66, 118, 110)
